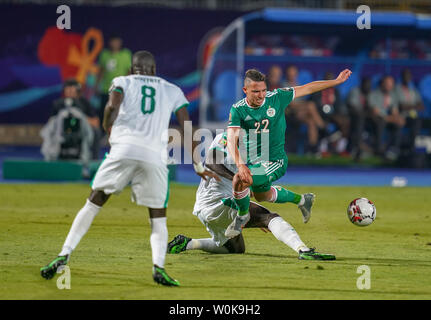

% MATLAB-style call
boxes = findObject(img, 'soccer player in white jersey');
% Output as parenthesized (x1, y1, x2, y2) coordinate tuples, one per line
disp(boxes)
(40, 51, 218, 286)
(167, 132, 335, 260)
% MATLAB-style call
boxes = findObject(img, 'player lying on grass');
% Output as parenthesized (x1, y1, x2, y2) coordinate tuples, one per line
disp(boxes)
(225, 68, 352, 238)
(40, 50, 218, 287)
(167, 132, 335, 260)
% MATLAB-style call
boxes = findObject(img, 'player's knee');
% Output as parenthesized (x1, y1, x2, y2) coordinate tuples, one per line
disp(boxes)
(224, 238, 246, 254)
(88, 190, 109, 207)
(253, 193, 267, 202)
(254, 190, 273, 202)
(233, 174, 252, 191)
(265, 213, 281, 228)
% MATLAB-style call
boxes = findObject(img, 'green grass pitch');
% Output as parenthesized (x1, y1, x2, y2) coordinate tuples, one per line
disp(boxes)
(1, 183, 430, 300)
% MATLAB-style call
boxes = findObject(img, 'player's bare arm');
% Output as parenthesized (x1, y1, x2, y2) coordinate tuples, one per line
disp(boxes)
(93, 87, 124, 206)
(226, 127, 252, 185)
(205, 149, 235, 180)
(293, 69, 352, 99)
(95, 65, 105, 94)
(102, 88, 123, 134)
(175, 107, 221, 181)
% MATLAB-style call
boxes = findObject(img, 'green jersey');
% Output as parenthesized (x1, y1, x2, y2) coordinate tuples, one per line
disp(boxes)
(99, 48, 132, 93)
(227, 87, 295, 164)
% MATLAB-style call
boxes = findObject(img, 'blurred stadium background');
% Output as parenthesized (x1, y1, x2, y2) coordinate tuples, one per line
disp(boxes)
(1, 0, 431, 187)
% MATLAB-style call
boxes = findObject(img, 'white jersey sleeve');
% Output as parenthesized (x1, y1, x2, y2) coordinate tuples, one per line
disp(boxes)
(207, 132, 237, 174)
(111, 76, 129, 92)
(171, 87, 189, 114)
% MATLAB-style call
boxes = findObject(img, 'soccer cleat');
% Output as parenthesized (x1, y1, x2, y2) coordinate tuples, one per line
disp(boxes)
(224, 213, 250, 239)
(167, 235, 191, 254)
(298, 248, 336, 260)
(152, 265, 180, 287)
(298, 193, 315, 223)
(40, 255, 69, 279)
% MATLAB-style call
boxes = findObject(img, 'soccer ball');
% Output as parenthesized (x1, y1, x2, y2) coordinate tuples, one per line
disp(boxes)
(347, 198, 376, 226)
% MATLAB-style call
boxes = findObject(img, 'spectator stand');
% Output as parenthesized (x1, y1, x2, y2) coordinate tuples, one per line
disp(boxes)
(200, 8, 431, 136)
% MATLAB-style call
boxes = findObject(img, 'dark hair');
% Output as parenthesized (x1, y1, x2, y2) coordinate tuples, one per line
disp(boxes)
(108, 33, 122, 41)
(245, 69, 266, 82)
(63, 78, 81, 91)
(132, 50, 156, 76)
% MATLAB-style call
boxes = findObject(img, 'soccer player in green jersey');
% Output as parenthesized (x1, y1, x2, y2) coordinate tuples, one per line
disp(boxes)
(225, 68, 352, 238)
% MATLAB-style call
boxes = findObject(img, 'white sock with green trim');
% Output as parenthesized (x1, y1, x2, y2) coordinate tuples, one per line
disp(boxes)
(59, 199, 101, 256)
(268, 216, 308, 253)
(150, 217, 168, 268)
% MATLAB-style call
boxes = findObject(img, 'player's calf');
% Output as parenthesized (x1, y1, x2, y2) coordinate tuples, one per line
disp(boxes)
(224, 234, 246, 254)
(227, 177, 252, 239)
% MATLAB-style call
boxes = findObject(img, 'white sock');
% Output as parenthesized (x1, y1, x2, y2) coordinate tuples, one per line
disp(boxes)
(186, 238, 229, 254)
(268, 216, 308, 253)
(59, 199, 101, 256)
(298, 195, 305, 206)
(150, 217, 168, 268)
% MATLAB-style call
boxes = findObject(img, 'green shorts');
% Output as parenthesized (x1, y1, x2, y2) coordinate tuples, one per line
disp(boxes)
(249, 159, 287, 194)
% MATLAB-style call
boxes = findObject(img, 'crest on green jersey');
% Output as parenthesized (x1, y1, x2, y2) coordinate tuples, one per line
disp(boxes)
(267, 107, 276, 117)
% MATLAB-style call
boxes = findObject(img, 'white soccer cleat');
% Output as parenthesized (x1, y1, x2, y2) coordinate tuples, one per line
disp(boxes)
(225, 213, 250, 239)
(298, 193, 315, 224)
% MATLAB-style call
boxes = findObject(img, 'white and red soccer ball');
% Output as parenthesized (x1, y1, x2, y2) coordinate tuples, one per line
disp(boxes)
(347, 198, 376, 226)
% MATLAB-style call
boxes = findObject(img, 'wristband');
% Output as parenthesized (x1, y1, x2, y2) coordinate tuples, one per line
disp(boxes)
(193, 162, 205, 174)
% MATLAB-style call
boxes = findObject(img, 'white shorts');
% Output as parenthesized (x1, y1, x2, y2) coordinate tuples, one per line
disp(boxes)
(91, 154, 169, 208)
(196, 200, 238, 247)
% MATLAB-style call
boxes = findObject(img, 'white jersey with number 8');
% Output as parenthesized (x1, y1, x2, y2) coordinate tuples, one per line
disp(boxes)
(108, 74, 189, 165)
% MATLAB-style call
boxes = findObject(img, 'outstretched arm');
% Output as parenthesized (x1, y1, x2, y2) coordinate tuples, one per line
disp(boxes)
(293, 69, 352, 99)
(205, 149, 235, 181)
(175, 107, 220, 181)
(103, 88, 123, 134)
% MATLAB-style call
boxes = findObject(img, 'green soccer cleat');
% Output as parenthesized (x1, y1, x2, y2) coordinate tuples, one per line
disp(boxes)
(298, 193, 315, 224)
(40, 255, 69, 279)
(152, 265, 180, 287)
(298, 248, 336, 261)
(167, 235, 192, 254)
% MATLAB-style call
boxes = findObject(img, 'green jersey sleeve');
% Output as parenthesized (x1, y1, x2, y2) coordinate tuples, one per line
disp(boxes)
(276, 87, 295, 109)
(228, 106, 241, 127)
